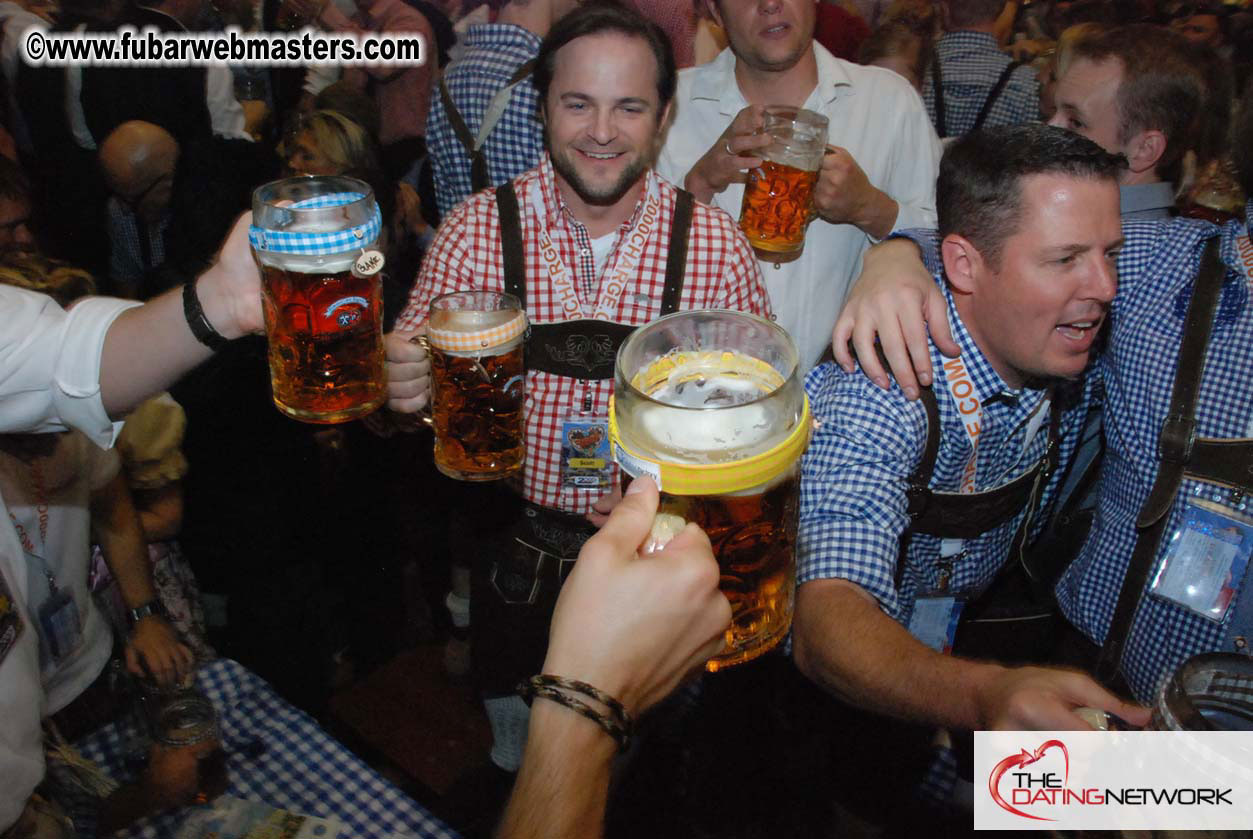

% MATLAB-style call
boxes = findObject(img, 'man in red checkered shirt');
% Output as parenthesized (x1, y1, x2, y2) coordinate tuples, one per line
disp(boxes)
(384, 3, 770, 786)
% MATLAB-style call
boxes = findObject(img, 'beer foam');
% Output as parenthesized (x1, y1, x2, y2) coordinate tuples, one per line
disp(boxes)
(630, 350, 782, 459)
(256, 250, 357, 273)
(430, 309, 524, 333)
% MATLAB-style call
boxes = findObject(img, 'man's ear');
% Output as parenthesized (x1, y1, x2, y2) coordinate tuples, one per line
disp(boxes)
(704, 0, 722, 28)
(1124, 128, 1167, 177)
(940, 233, 985, 296)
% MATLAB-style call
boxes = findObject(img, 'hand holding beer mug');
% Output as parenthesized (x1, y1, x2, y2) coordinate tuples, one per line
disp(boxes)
(610, 311, 811, 671)
(739, 107, 829, 262)
(419, 291, 527, 481)
(250, 176, 387, 423)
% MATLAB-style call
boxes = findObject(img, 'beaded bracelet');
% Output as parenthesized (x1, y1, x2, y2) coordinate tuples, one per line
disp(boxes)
(517, 674, 634, 752)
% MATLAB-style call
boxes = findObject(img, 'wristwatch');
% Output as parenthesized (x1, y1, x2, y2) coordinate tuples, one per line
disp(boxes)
(129, 600, 165, 626)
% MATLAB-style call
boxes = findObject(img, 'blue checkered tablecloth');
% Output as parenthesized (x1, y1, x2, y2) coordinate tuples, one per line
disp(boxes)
(73, 659, 460, 839)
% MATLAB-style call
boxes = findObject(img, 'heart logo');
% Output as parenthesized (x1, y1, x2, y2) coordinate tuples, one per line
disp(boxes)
(988, 739, 1069, 821)
(567, 426, 605, 456)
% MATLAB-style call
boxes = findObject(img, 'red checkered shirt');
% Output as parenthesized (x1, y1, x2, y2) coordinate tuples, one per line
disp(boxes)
(395, 157, 772, 514)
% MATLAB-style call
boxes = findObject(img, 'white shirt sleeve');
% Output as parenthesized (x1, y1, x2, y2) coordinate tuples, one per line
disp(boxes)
(302, 64, 342, 97)
(0, 286, 141, 447)
(205, 64, 253, 141)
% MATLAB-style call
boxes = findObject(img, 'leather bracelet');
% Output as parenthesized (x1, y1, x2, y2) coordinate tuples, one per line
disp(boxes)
(182, 279, 229, 351)
(517, 674, 634, 752)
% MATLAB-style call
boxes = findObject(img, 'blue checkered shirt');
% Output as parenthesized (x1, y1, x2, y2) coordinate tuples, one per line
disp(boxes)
(798, 283, 1090, 627)
(922, 31, 1039, 137)
(427, 23, 543, 218)
(1056, 205, 1253, 702)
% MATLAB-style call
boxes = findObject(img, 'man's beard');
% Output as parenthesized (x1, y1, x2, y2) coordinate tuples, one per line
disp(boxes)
(550, 147, 650, 207)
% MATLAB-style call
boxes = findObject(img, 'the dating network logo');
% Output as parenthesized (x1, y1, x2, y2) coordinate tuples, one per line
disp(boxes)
(988, 739, 1071, 821)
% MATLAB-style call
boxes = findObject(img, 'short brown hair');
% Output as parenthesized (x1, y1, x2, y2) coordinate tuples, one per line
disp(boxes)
(1071, 24, 1205, 180)
(945, 0, 1008, 29)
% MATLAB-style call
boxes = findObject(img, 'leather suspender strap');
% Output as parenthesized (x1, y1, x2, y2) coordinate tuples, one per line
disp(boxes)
(930, 49, 947, 139)
(438, 79, 489, 192)
(971, 60, 1024, 133)
(1096, 238, 1226, 683)
(497, 182, 526, 307)
(905, 383, 942, 521)
(660, 189, 694, 316)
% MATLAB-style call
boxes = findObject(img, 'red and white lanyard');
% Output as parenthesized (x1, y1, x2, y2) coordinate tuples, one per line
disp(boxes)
(1234, 230, 1253, 292)
(8, 459, 48, 559)
(527, 173, 663, 323)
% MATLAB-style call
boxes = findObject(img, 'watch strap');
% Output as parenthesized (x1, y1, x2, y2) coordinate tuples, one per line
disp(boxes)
(129, 600, 165, 625)
(183, 279, 230, 351)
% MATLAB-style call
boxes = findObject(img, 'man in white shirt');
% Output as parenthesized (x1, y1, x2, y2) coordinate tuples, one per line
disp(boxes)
(657, 0, 941, 371)
(0, 214, 263, 832)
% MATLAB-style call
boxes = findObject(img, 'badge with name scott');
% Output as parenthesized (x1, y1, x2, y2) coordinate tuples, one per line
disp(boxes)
(561, 414, 612, 489)
(1150, 499, 1253, 621)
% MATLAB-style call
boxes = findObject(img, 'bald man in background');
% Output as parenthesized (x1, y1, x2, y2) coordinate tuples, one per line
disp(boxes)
(98, 121, 181, 299)
(97, 120, 265, 299)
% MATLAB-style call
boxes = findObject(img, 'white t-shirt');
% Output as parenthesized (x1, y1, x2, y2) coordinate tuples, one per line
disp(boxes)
(658, 44, 942, 369)
(0, 286, 138, 830)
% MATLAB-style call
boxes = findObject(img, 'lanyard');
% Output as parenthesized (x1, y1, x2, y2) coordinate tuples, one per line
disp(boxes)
(936, 356, 1051, 559)
(1234, 232, 1253, 291)
(8, 459, 48, 556)
(527, 173, 663, 323)
(940, 356, 983, 495)
(8, 458, 56, 592)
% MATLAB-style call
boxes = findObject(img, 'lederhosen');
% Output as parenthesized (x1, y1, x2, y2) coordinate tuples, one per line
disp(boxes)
(469, 181, 696, 696)
(1095, 239, 1253, 686)
(930, 53, 1025, 139)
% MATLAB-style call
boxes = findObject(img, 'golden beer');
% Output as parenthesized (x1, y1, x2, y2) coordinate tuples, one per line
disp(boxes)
(738, 107, 829, 262)
(261, 262, 385, 423)
(429, 340, 525, 481)
(740, 160, 820, 258)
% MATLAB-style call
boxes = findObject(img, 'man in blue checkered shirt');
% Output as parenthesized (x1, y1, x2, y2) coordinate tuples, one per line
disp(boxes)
(923, 0, 1039, 138)
(427, 0, 580, 219)
(792, 125, 1146, 745)
(834, 86, 1253, 710)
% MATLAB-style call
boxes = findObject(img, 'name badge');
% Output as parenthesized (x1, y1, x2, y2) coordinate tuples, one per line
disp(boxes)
(37, 583, 82, 665)
(560, 415, 612, 490)
(1149, 499, 1253, 622)
(908, 595, 964, 654)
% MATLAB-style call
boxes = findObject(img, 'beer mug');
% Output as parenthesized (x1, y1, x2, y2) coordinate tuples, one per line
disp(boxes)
(1148, 652, 1253, 731)
(610, 310, 811, 670)
(739, 107, 829, 262)
(250, 176, 386, 424)
(420, 291, 527, 481)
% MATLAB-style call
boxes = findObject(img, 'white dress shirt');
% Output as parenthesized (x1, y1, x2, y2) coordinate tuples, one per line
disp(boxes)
(0, 286, 138, 831)
(658, 44, 942, 369)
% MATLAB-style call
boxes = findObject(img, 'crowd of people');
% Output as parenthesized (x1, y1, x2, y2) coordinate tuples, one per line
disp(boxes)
(1, 0, 1251, 837)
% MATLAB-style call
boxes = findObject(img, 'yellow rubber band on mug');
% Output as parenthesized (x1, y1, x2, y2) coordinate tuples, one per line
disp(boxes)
(609, 395, 812, 496)
(427, 310, 527, 354)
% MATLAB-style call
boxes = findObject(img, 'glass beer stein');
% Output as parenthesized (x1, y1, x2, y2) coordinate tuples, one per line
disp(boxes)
(739, 107, 830, 262)
(250, 176, 386, 423)
(421, 291, 527, 481)
(610, 310, 811, 670)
